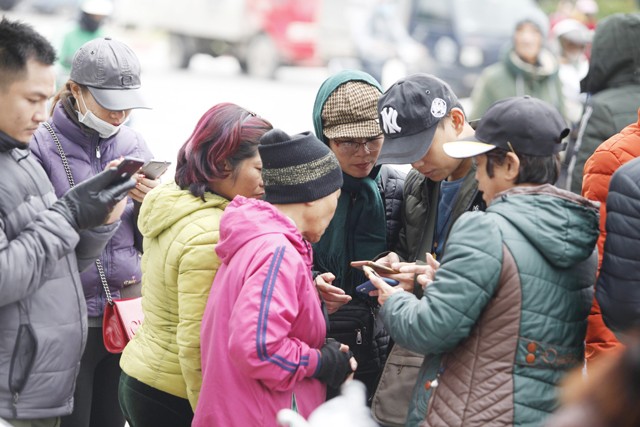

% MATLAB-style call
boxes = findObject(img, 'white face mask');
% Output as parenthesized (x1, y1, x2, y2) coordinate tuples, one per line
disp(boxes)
(77, 92, 126, 139)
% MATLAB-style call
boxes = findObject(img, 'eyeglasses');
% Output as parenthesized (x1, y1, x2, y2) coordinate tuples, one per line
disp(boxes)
(332, 135, 384, 154)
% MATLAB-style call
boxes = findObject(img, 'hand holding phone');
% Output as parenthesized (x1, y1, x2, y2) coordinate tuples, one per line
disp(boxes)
(140, 160, 171, 180)
(356, 265, 399, 294)
(111, 157, 145, 185)
(351, 260, 399, 275)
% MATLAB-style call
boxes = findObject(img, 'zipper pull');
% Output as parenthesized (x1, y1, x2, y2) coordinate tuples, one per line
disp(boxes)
(356, 329, 363, 345)
(13, 392, 18, 407)
(96, 144, 101, 159)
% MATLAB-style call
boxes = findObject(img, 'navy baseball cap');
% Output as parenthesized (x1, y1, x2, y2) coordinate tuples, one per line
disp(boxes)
(443, 96, 569, 159)
(376, 73, 462, 165)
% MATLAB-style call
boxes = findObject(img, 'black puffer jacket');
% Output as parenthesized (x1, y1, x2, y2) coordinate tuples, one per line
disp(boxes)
(596, 156, 640, 333)
(378, 165, 405, 251)
(567, 13, 640, 194)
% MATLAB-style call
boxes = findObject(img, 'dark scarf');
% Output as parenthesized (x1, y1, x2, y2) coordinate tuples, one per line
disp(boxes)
(312, 168, 387, 294)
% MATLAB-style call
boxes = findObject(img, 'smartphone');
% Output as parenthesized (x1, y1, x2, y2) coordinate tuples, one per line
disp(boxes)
(111, 157, 144, 185)
(351, 260, 399, 275)
(140, 160, 171, 180)
(356, 277, 400, 294)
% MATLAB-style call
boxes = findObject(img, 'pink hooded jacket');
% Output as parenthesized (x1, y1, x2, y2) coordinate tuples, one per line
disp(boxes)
(193, 196, 326, 427)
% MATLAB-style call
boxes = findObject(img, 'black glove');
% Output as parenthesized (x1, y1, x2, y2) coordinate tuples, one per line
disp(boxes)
(313, 338, 354, 389)
(51, 168, 136, 230)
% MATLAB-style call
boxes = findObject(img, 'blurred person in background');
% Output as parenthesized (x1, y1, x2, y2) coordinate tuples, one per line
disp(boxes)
(57, 0, 113, 87)
(470, 18, 565, 121)
(30, 36, 155, 427)
(118, 104, 272, 427)
(0, 17, 134, 427)
(552, 18, 592, 125)
(347, 0, 426, 88)
(573, 0, 599, 30)
(311, 70, 405, 402)
(549, 0, 578, 29)
(565, 13, 640, 193)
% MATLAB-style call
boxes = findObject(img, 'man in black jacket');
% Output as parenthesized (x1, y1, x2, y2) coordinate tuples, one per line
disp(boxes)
(596, 156, 640, 337)
(0, 17, 135, 426)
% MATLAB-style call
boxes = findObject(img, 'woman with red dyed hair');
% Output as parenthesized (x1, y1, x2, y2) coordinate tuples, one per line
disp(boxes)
(118, 103, 272, 427)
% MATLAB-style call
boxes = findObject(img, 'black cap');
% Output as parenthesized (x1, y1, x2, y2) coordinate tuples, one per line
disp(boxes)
(443, 96, 569, 159)
(376, 73, 461, 165)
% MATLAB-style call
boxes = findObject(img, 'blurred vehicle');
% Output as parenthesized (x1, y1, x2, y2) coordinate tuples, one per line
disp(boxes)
(409, 0, 547, 97)
(0, 0, 19, 10)
(114, 0, 318, 78)
(318, 0, 429, 89)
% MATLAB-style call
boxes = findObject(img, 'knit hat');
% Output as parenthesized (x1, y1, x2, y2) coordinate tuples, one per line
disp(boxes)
(259, 129, 343, 204)
(322, 81, 382, 140)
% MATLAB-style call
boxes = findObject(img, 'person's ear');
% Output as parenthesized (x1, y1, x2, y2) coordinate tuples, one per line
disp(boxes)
(504, 152, 520, 182)
(69, 82, 81, 99)
(449, 108, 466, 134)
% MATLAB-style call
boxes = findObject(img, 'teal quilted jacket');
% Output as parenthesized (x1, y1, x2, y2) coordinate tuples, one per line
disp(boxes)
(381, 185, 599, 427)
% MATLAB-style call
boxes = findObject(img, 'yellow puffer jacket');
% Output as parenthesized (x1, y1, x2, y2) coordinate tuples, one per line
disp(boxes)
(120, 181, 229, 409)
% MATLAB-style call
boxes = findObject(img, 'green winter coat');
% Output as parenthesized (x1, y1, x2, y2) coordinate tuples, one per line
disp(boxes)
(470, 48, 565, 120)
(381, 185, 599, 427)
(120, 181, 229, 410)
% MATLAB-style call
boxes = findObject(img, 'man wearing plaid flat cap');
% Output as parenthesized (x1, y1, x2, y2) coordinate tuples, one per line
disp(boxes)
(310, 70, 406, 402)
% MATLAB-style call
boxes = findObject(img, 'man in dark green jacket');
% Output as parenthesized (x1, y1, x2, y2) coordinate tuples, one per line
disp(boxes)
(370, 96, 599, 426)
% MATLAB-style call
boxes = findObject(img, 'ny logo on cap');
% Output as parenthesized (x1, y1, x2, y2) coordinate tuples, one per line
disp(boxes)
(431, 98, 447, 118)
(381, 107, 402, 134)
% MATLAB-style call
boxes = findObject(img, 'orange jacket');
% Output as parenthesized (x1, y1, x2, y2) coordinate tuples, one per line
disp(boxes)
(582, 108, 640, 361)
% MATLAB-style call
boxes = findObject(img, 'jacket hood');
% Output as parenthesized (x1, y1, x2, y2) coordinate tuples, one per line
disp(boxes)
(312, 70, 382, 144)
(489, 184, 599, 268)
(138, 181, 229, 238)
(581, 13, 640, 94)
(215, 196, 311, 265)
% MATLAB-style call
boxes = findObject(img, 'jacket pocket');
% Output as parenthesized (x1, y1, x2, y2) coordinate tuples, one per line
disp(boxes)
(9, 323, 38, 395)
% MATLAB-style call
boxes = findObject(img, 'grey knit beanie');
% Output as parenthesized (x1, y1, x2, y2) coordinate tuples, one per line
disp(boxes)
(259, 129, 343, 204)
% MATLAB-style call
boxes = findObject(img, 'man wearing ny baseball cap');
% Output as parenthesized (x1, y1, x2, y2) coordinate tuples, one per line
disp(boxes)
(368, 73, 485, 426)
(368, 95, 600, 426)
(375, 73, 485, 266)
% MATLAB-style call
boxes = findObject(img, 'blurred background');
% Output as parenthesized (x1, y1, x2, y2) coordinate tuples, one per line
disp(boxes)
(1, 0, 638, 176)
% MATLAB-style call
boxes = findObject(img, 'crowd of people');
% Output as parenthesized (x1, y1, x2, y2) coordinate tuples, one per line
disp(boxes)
(2, 0, 640, 426)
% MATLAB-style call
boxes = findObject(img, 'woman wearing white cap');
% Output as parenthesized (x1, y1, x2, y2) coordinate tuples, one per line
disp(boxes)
(29, 37, 156, 427)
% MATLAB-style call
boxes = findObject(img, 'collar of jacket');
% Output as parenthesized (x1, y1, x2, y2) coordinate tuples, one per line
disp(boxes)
(0, 129, 26, 152)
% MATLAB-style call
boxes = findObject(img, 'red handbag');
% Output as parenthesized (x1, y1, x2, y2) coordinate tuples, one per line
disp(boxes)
(98, 259, 144, 353)
(102, 295, 144, 353)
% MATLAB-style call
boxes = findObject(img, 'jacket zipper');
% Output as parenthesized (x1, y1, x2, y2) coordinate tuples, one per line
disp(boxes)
(13, 392, 19, 418)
